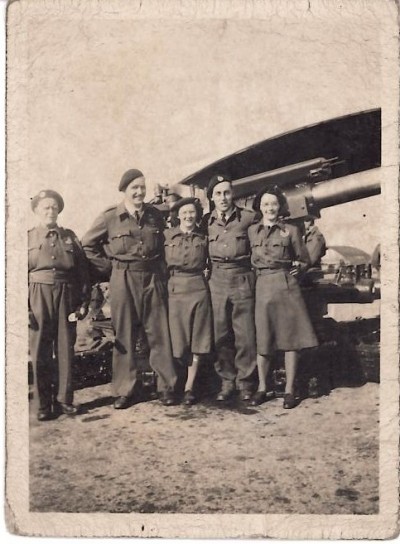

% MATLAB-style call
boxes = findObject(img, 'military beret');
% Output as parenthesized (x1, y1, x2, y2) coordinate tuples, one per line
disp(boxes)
(119, 169, 144, 192)
(31, 190, 64, 212)
(170, 197, 201, 213)
(206, 174, 232, 199)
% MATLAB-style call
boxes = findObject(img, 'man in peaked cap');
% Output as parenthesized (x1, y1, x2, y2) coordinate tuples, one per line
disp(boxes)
(81, 169, 177, 408)
(201, 174, 257, 402)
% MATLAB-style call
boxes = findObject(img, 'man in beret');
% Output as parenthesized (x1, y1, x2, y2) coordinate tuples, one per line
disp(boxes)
(81, 169, 177, 408)
(201, 175, 257, 402)
(29, 190, 90, 420)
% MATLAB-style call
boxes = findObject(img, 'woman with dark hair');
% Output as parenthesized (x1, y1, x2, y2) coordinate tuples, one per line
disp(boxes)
(164, 197, 212, 405)
(248, 186, 318, 409)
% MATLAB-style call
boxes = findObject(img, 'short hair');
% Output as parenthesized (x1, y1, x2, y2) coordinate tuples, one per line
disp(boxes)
(252, 185, 289, 218)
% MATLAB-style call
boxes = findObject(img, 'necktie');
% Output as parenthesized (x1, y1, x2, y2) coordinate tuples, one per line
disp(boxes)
(134, 211, 140, 223)
(221, 212, 226, 224)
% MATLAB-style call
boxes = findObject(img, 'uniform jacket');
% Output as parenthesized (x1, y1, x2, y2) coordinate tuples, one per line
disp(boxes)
(304, 225, 326, 267)
(28, 225, 90, 304)
(164, 227, 208, 274)
(81, 202, 165, 280)
(201, 206, 256, 267)
(248, 220, 310, 271)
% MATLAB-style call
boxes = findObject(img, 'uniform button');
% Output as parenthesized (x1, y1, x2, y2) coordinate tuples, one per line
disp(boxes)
(139, 241, 143, 245)
(224, 230, 227, 233)
(139, 226, 143, 230)
(223, 244, 227, 248)
(51, 243, 55, 247)
(142, 255, 146, 259)
(225, 257, 228, 261)
(52, 267, 56, 271)
(51, 255, 56, 259)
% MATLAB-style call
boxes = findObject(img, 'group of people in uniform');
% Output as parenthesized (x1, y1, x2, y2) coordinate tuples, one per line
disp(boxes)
(28, 169, 326, 421)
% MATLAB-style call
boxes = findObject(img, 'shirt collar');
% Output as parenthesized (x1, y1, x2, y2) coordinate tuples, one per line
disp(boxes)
(117, 201, 147, 219)
(210, 206, 240, 224)
(170, 226, 202, 239)
(35, 224, 61, 238)
(255, 219, 285, 233)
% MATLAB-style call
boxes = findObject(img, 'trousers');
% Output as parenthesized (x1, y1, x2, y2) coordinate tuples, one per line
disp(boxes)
(110, 268, 177, 396)
(29, 282, 76, 410)
(208, 267, 257, 390)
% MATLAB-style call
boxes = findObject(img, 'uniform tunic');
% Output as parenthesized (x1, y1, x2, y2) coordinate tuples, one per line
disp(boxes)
(201, 207, 257, 391)
(304, 225, 326, 267)
(164, 227, 212, 360)
(248, 220, 318, 355)
(81, 202, 177, 397)
(28, 225, 90, 410)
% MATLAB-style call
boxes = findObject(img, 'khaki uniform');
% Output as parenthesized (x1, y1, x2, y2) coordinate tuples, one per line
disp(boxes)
(81, 202, 177, 397)
(304, 225, 326, 267)
(28, 226, 90, 410)
(164, 227, 212, 360)
(248, 220, 318, 355)
(202, 207, 256, 392)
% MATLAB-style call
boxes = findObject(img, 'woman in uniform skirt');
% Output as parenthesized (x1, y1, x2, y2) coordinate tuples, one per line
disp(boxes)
(164, 198, 213, 405)
(29, 190, 90, 420)
(248, 186, 318, 409)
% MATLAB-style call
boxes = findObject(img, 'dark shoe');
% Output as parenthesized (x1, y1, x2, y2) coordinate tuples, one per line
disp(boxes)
(37, 409, 52, 421)
(216, 388, 235, 402)
(283, 393, 296, 409)
(113, 396, 131, 410)
(59, 403, 80, 416)
(239, 390, 252, 402)
(183, 390, 195, 406)
(250, 391, 267, 406)
(160, 392, 176, 406)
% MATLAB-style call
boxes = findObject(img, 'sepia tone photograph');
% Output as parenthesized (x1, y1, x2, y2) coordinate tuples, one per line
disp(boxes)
(5, 0, 399, 538)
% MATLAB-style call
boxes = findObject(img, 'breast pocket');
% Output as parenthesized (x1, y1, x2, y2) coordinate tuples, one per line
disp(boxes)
(61, 239, 75, 267)
(109, 228, 132, 255)
(191, 237, 207, 268)
(142, 226, 161, 253)
(235, 233, 249, 257)
(273, 237, 291, 260)
(164, 240, 180, 265)
(208, 234, 219, 257)
(28, 245, 41, 270)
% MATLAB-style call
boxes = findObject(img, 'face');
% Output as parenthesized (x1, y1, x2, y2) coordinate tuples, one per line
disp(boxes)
(260, 193, 280, 222)
(304, 219, 313, 230)
(124, 177, 146, 207)
(178, 203, 197, 230)
(211, 181, 233, 213)
(34, 197, 59, 227)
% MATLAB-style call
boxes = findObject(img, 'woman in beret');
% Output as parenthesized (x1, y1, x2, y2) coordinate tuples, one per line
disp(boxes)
(29, 190, 90, 420)
(164, 197, 213, 405)
(248, 186, 318, 409)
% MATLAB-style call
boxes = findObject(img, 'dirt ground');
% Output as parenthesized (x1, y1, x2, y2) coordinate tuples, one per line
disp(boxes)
(29, 381, 379, 514)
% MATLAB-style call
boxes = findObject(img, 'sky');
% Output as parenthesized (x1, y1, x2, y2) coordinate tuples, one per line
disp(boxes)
(20, 7, 381, 253)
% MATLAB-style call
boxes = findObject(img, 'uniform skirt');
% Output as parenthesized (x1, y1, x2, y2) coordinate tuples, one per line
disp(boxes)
(255, 270, 318, 356)
(167, 274, 213, 360)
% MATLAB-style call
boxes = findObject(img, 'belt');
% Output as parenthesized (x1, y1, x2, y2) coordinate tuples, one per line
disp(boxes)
(169, 270, 203, 277)
(211, 262, 251, 274)
(29, 270, 73, 284)
(112, 260, 159, 272)
(256, 267, 290, 276)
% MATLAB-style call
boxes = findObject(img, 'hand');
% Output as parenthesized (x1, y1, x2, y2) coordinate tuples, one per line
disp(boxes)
(75, 305, 89, 320)
(290, 261, 301, 276)
(28, 310, 38, 329)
